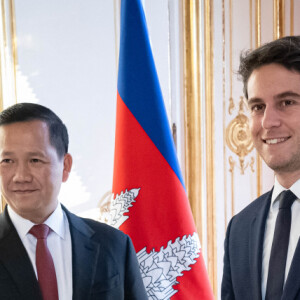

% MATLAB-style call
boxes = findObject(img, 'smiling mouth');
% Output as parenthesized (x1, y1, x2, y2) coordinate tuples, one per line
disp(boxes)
(13, 190, 38, 194)
(263, 137, 290, 145)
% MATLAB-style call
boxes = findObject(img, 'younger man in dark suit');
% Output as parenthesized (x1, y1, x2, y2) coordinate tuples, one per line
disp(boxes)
(222, 36, 300, 300)
(0, 103, 148, 299)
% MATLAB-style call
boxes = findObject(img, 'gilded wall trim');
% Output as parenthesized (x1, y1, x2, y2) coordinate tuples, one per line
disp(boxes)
(255, 0, 261, 48)
(226, 98, 254, 175)
(250, 0, 253, 48)
(228, 0, 234, 113)
(204, 0, 217, 295)
(290, 0, 294, 35)
(273, 0, 285, 39)
(182, 0, 203, 243)
(222, 0, 228, 228)
(255, 0, 262, 197)
(229, 156, 235, 216)
(183, 0, 216, 295)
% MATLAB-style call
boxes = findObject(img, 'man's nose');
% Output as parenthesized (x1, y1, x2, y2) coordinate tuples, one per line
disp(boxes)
(13, 163, 32, 182)
(261, 106, 281, 129)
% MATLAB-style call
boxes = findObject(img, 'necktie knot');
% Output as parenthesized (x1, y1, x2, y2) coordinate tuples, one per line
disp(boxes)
(278, 190, 297, 210)
(29, 224, 50, 240)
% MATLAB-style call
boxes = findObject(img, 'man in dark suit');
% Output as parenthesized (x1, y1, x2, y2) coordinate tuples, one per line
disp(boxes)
(0, 103, 148, 299)
(222, 36, 300, 300)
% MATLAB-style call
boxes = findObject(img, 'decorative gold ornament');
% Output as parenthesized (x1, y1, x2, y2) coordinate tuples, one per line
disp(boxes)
(250, 156, 255, 172)
(228, 156, 235, 216)
(226, 97, 254, 174)
(229, 156, 235, 173)
(228, 97, 235, 115)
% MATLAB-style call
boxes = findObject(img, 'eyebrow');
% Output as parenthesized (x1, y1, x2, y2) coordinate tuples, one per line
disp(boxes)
(247, 98, 262, 106)
(247, 91, 300, 106)
(0, 151, 46, 157)
(0, 151, 14, 156)
(274, 91, 300, 99)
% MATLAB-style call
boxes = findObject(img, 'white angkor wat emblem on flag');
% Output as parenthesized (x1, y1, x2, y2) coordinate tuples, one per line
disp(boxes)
(108, 188, 141, 228)
(108, 188, 201, 300)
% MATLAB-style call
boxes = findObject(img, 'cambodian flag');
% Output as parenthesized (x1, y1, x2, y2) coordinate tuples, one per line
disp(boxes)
(111, 0, 214, 299)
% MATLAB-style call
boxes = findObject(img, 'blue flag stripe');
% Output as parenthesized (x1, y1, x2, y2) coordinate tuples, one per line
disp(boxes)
(117, 0, 185, 188)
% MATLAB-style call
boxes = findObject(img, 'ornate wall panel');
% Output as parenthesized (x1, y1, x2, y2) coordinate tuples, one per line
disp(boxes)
(183, 0, 300, 298)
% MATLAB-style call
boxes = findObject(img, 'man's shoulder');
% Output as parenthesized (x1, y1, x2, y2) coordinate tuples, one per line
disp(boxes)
(63, 206, 130, 246)
(232, 189, 272, 221)
(81, 216, 127, 240)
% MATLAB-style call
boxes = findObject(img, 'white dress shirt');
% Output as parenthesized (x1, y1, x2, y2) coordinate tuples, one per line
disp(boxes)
(261, 177, 300, 299)
(8, 204, 73, 300)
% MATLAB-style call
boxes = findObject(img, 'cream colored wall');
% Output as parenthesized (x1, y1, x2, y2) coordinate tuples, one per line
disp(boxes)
(196, 0, 300, 298)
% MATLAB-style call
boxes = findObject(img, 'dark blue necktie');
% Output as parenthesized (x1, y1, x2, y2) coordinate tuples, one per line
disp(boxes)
(265, 190, 297, 300)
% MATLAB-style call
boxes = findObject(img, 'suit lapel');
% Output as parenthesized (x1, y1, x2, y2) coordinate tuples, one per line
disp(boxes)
(249, 191, 272, 300)
(0, 207, 42, 299)
(63, 207, 100, 300)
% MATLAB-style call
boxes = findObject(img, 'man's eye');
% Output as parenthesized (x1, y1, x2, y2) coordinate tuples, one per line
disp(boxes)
(251, 104, 264, 111)
(1, 159, 12, 164)
(282, 100, 294, 106)
(31, 159, 41, 163)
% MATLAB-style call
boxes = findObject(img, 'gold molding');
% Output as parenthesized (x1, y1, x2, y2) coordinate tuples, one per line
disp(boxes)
(183, 0, 216, 295)
(255, 0, 261, 48)
(226, 98, 254, 175)
(204, 0, 216, 295)
(250, 0, 253, 48)
(229, 156, 235, 216)
(255, 0, 262, 197)
(229, 0, 234, 110)
(183, 0, 203, 244)
(222, 0, 228, 229)
(273, 0, 285, 39)
(290, 0, 294, 36)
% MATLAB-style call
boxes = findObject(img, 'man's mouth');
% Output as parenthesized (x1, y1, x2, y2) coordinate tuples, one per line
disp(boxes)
(263, 137, 290, 145)
(13, 189, 37, 194)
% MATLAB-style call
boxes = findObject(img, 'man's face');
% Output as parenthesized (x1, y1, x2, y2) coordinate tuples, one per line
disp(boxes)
(248, 63, 300, 179)
(0, 120, 72, 223)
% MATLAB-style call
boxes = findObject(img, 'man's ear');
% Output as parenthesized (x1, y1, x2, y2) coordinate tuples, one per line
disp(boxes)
(62, 153, 73, 182)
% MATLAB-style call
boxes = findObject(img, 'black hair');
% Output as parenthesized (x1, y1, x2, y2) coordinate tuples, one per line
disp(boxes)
(238, 35, 300, 99)
(0, 103, 69, 158)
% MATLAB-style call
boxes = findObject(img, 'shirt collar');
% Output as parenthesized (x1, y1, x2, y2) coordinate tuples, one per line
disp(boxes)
(7, 203, 66, 240)
(271, 177, 300, 210)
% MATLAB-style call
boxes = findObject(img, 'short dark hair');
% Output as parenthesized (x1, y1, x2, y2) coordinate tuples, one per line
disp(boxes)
(238, 35, 300, 99)
(0, 103, 69, 158)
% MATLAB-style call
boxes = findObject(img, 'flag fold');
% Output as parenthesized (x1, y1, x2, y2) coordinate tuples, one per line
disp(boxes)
(112, 0, 214, 299)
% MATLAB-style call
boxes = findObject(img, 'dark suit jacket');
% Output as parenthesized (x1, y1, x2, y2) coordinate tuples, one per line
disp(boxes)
(222, 189, 300, 300)
(0, 205, 148, 300)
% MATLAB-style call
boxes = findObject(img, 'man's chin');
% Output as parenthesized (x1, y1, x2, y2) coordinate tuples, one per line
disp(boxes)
(265, 160, 300, 174)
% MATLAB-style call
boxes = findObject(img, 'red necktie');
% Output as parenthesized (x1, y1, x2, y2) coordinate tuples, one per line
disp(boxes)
(29, 224, 59, 300)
